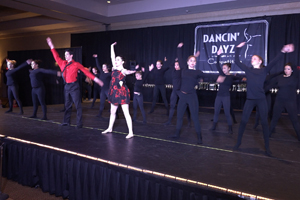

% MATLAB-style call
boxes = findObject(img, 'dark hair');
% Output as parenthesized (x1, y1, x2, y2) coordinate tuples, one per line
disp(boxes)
(223, 63, 231, 69)
(92, 67, 98, 73)
(65, 49, 74, 55)
(103, 63, 112, 72)
(284, 62, 293, 68)
(136, 71, 142, 76)
(156, 60, 163, 65)
(253, 55, 264, 68)
(33, 60, 42, 67)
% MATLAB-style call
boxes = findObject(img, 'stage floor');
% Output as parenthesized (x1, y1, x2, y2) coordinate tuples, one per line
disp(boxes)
(0, 101, 299, 200)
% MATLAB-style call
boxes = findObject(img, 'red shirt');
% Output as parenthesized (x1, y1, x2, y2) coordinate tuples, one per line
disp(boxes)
(51, 48, 95, 83)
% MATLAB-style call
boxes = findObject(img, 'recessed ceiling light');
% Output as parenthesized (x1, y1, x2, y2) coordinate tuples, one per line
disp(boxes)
(107, 1, 111, 3)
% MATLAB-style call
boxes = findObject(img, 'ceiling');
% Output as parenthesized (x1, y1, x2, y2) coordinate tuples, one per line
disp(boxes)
(0, 0, 299, 39)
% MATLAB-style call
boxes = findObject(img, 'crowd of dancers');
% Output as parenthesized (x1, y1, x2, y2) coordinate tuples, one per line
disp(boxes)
(3, 37, 299, 156)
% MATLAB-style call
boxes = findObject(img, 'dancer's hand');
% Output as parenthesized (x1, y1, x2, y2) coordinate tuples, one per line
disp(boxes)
(46, 37, 54, 49)
(194, 51, 200, 57)
(94, 77, 104, 86)
(149, 64, 154, 71)
(281, 44, 294, 53)
(237, 42, 245, 48)
(111, 42, 117, 46)
(93, 54, 98, 58)
(177, 43, 183, 48)
(26, 59, 32, 65)
(217, 48, 223, 55)
(57, 71, 61, 77)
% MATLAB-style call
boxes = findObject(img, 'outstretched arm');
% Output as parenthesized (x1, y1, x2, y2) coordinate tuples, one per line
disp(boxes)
(111, 42, 117, 68)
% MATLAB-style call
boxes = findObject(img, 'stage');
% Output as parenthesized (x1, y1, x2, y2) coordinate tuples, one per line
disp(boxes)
(0, 101, 299, 200)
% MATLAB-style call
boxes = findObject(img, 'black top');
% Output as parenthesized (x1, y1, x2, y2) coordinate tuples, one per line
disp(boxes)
(30, 68, 57, 88)
(216, 55, 242, 97)
(134, 71, 150, 93)
(152, 62, 169, 85)
(177, 47, 210, 94)
(235, 47, 283, 99)
(269, 65, 299, 100)
(5, 62, 29, 86)
(95, 57, 111, 91)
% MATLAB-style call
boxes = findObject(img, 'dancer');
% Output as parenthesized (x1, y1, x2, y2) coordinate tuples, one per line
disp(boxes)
(90, 67, 101, 108)
(102, 42, 136, 139)
(269, 62, 300, 141)
(148, 58, 169, 114)
(5, 59, 31, 114)
(93, 54, 112, 117)
(233, 42, 294, 156)
(28, 60, 61, 119)
(169, 43, 216, 144)
(164, 45, 192, 126)
(46, 37, 103, 128)
(132, 65, 153, 124)
(210, 48, 243, 134)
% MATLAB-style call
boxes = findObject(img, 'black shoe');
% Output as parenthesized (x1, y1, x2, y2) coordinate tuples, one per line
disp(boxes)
(29, 115, 37, 118)
(61, 123, 69, 126)
(76, 125, 83, 129)
(233, 143, 241, 150)
(265, 149, 272, 157)
(210, 122, 217, 130)
(5, 110, 12, 113)
(19, 111, 24, 115)
(233, 119, 238, 124)
(148, 110, 154, 114)
(197, 132, 202, 144)
(41, 116, 48, 120)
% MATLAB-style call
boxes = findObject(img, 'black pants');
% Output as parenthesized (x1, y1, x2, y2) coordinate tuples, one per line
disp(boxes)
(213, 95, 232, 125)
(7, 85, 23, 113)
(254, 92, 272, 125)
(64, 82, 82, 126)
(236, 98, 270, 150)
(32, 85, 46, 118)
(91, 85, 101, 107)
(98, 89, 109, 116)
(133, 93, 146, 123)
(270, 97, 300, 139)
(151, 84, 168, 111)
(176, 92, 200, 133)
(168, 90, 190, 122)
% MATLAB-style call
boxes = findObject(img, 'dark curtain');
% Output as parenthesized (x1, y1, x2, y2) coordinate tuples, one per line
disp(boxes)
(2, 139, 242, 200)
(7, 47, 82, 106)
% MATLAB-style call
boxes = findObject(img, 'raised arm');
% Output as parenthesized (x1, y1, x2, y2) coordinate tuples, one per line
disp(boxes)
(12, 59, 32, 73)
(93, 54, 102, 74)
(234, 42, 249, 72)
(111, 42, 117, 68)
(177, 43, 185, 70)
(216, 48, 225, 76)
(46, 37, 65, 70)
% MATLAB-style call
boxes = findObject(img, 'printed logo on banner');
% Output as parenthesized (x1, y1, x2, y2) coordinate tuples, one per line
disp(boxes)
(194, 20, 269, 73)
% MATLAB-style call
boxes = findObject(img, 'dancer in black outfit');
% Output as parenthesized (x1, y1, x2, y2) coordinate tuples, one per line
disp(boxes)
(5, 59, 31, 114)
(210, 48, 243, 134)
(233, 42, 294, 156)
(170, 43, 215, 144)
(269, 62, 300, 141)
(93, 54, 112, 118)
(90, 67, 101, 108)
(148, 59, 169, 114)
(164, 47, 192, 126)
(28, 60, 61, 120)
(132, 65, 153, 123)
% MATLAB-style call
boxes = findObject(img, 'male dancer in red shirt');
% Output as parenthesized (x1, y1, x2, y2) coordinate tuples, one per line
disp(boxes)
(46, 37, 103, 128)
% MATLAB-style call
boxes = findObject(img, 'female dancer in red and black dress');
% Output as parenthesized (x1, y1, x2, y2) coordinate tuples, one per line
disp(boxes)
(210, 48, 244, 134)
(269, 62, 300, 141)
(29, 60, 61, 120)
(233, 42, 294, 156)
(5, 59, 31, 114)
(102, 42, 136, 139)
(169, 43, 213, 144)
(93, 54, 112, 117)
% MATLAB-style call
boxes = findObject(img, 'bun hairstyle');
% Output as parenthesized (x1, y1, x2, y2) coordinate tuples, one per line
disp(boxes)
(223, 63, 231, 69)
